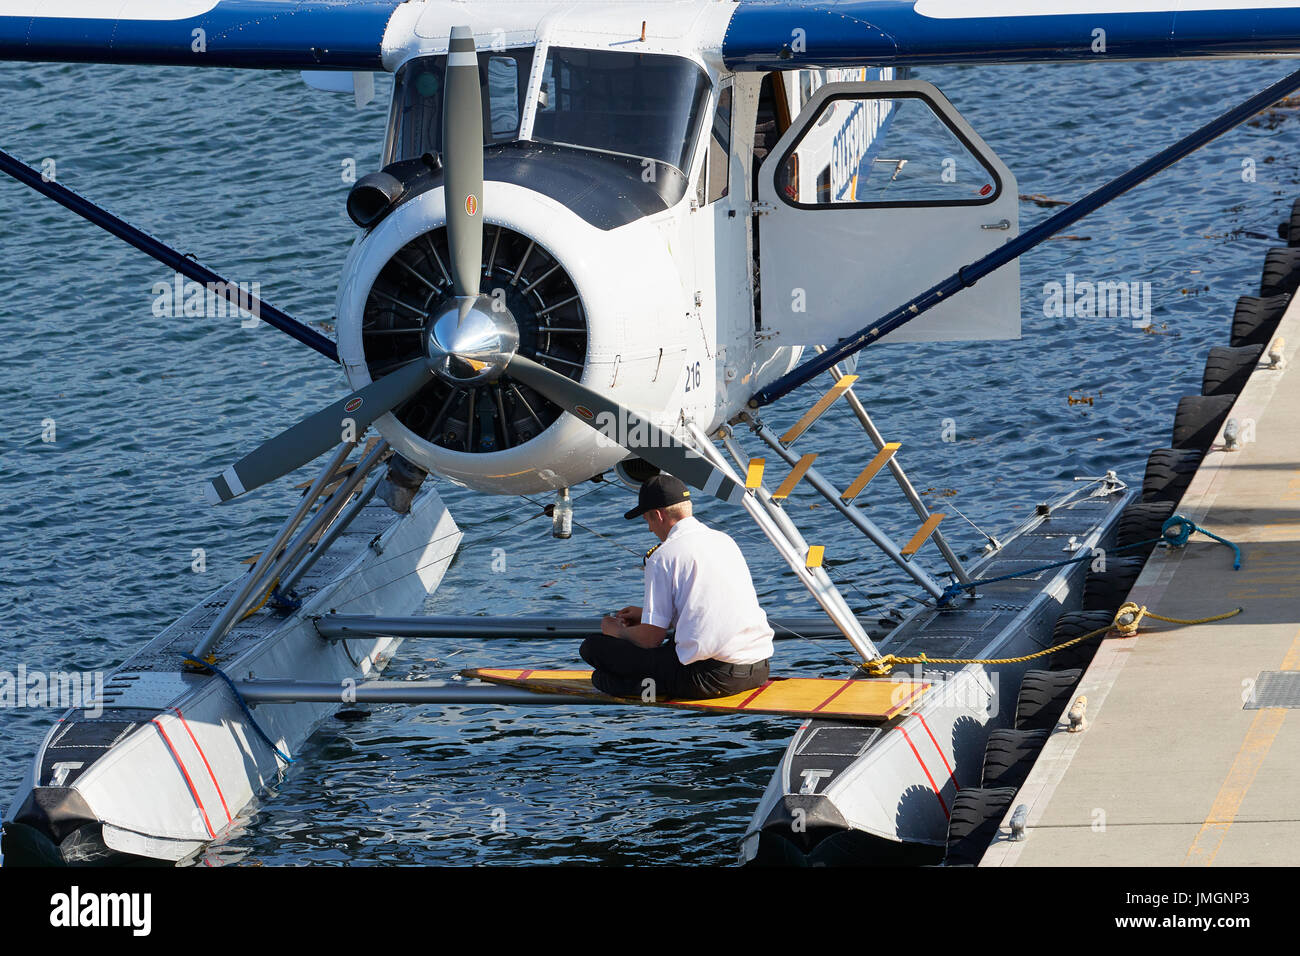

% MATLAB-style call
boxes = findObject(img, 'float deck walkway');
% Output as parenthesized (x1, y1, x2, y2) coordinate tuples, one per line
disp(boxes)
(983, 299, 1300, 867)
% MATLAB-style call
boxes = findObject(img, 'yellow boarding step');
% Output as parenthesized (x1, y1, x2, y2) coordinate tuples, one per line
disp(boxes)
(780, 375, 859, 445)
(901, 513, 946, 557)
(841, 442, 901, 504)
(462, 668, 929, 722)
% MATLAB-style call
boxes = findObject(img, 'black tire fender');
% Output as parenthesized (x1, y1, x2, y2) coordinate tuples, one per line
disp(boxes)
(944, 787, 1018, 866)
(1015, 668, 1083, 731)
(1172, 394, 1236, 452)
(980, 728, 1051, 789)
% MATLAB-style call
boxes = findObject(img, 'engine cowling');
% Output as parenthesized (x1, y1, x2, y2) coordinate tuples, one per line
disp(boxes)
(335, 181, 691, 494)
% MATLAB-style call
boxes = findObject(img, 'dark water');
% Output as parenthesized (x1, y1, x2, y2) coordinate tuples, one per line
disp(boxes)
(1, 58, 1296, 865)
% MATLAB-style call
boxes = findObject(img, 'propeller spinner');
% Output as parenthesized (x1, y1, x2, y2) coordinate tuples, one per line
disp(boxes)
(424, 294, 519, 386)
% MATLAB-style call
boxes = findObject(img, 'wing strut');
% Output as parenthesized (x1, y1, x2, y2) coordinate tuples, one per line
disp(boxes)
(751, 66, 1300, 408)
(0, 147, 338, 362)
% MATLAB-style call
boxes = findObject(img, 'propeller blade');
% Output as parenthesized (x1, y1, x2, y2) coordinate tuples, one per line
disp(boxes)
(443, 24, 484, 303)
(504, 354, 748, 507)
(206, 361, 433, 504)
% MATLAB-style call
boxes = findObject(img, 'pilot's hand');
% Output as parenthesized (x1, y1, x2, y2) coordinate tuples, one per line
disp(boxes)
(615, 606, 642, 626)
(600, 615, 622, 637)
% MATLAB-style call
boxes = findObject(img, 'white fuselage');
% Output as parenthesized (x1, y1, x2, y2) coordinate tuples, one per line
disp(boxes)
(331, 1, 900, 495)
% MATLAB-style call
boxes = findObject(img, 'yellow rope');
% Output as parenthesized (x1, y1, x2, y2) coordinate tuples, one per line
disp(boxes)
(238, 577, 280, 622)
(1109, 601, 1243, 635)
(862, 601, 1243, 676)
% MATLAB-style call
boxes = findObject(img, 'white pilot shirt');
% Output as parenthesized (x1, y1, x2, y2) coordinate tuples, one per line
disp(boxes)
(641, 516, 775, 665)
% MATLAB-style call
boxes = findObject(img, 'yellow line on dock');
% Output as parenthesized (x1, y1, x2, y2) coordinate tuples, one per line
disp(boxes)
(1182, 628, 1300, 866)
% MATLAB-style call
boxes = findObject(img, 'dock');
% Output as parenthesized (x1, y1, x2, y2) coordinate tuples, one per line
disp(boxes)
(982, 297, 1300, 867)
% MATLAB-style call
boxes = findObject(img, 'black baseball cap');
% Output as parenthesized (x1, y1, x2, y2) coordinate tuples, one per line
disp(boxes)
(624, 474, 692, 520)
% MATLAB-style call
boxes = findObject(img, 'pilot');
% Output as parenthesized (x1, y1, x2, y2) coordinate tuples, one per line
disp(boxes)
(579, 474, 774, 700)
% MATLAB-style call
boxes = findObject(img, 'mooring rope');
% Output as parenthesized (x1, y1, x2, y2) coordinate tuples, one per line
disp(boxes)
(182, 656, 293, 765)
(1161, 513, 1242, 570)
(1109, 600, 1244, 635)
(861, 601, 1244, 676)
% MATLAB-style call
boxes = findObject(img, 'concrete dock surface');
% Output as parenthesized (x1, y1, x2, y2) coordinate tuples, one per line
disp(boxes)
(983, 300, 1300, 867)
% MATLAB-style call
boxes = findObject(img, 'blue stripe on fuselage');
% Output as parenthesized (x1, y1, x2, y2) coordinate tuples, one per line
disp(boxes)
(0, 0, 402, 70)
(722, 1, 1300, 69)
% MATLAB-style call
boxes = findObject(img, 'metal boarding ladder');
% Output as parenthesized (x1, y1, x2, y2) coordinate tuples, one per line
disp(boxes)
(809, 348, 973, 587)
(712, 356, 974, 616)
(683, 421, 882, 663)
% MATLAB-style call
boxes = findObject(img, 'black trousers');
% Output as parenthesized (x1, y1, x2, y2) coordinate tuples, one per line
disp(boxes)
(579, 635, 769, 701)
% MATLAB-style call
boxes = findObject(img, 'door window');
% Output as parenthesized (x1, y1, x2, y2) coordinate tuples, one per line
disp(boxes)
(776, 92, 1001, 208)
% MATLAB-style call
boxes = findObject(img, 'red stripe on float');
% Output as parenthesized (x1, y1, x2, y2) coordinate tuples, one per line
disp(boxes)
(734, 681, 773, 710)
(152, 718, 215, 838)
(899, 725, 949, 819)
(917, 713, 959, 790)
(811, 678, 857, 713)
(174, 707, 232, 824)
(883, 682, 927, 717)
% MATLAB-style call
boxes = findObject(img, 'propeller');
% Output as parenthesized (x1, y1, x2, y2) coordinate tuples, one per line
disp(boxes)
(206, 25, 488, 505)
(503, 353, 748, 507)
(206, 360, 432, 504)
(443, 24, 484, 313)
(206, 25, 745, 510)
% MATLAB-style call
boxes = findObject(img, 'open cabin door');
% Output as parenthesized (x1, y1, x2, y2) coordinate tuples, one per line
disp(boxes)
(758, 80, 1020, 345)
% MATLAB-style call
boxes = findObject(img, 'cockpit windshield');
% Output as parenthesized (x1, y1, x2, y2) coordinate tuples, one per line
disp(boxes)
(385, 46, 710, 178)
(531, 48, 710, 175)
(385, 48, 535, 165)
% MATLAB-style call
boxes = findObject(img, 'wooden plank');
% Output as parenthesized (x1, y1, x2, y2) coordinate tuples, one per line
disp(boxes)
(779, 375, 859, 445)
(463, 668, 929, 722)
(840, 442, 901, 504)
(771, 453, 818, 501)
(475, 669, 592, 681)
(901, 513, 946, 557)
(745, 458, 766, 490)
(805, 545, 825, 568)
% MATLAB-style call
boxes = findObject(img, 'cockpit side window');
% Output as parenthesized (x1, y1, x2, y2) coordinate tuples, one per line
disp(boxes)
(385, 49, 535, 165)
(707, 84, 732, 204)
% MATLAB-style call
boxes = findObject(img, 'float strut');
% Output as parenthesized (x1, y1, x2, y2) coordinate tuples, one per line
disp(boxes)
(0, 147, 338, 362)
(233, 680, 621, 706)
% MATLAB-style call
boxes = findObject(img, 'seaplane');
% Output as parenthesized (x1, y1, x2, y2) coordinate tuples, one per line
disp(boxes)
(0, 0, 1294, 866)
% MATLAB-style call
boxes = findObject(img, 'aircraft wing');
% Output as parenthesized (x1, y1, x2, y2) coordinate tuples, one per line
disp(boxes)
(722, 0, 1300, 69)
(0, 0, 405, 70)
